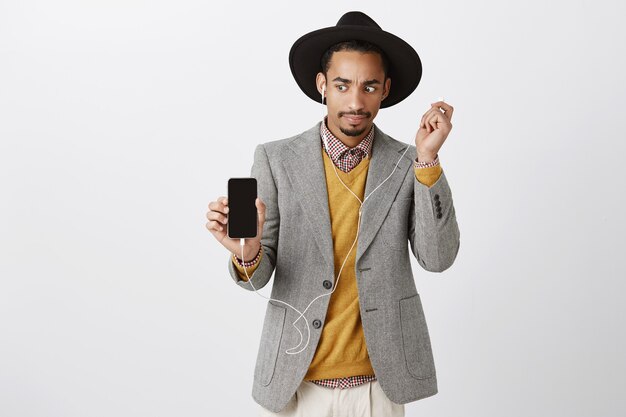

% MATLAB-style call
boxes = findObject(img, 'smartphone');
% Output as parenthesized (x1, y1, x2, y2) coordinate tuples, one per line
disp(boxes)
(227, 177, 258, 239)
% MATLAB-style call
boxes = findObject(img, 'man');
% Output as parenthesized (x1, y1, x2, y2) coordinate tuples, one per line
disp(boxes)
(206, 11, 460, 416)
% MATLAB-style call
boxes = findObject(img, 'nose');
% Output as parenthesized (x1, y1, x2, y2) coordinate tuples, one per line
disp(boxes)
(347, 87, 365, 111)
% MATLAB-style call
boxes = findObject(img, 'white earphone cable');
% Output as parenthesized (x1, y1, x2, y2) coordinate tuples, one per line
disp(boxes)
(237, 84, 411, 355)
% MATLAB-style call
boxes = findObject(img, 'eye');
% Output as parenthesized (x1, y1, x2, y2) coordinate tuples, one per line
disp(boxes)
(365, 86, 376, 93)
(336, 85, 347, 91)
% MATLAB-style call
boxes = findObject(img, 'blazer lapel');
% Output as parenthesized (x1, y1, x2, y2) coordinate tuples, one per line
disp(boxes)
(284, 122, 335, 266)
(356, 125, 413, 262)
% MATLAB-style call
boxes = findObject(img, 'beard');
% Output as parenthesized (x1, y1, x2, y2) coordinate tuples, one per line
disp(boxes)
(339, 125, 369, 137)
(337, 110, 371, 137)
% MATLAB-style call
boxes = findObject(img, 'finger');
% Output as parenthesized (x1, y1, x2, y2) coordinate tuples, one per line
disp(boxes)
(421, 109, 433, 133)
(256, 198, 266, 226)
(426, 112, 444, 132)
(429, 115, 438, 132)
(431, 101, 454, 122)
(430, 102, 448, 118)
(209, 197, 228, 214)
(429, 105, 451, 127)
(206, 210, 228, 225)
(206, 220, 225, 232)
(208, 203, 227, 215)
(219, 196, 229, 213)
(430, 113, 452, 134)
(420, 106, 443, 127)
(420, 107, 439, 129)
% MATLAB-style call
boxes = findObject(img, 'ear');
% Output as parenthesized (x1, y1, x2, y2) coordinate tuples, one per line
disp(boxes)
(316, 72, 327, 96)
(382, 77, 391, 100)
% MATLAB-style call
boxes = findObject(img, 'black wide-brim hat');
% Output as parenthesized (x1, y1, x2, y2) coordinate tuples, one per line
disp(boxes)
(289, 11, 422, 109)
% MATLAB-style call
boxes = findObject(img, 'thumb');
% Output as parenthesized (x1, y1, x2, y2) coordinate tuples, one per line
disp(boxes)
(256, 197, 266, 227)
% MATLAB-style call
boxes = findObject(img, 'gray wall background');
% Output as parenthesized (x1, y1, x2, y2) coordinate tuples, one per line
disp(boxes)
(1, 0, 624, 416)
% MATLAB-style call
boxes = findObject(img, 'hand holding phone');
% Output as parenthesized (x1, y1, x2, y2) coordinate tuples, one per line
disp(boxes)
(205, 178, 265, 262)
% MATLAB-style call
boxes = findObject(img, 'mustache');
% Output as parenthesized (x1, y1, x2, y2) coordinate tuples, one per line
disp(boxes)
(339, 111, 371, 118)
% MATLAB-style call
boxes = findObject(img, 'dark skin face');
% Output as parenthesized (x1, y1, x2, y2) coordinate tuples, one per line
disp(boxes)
(316, 50, 391, 148)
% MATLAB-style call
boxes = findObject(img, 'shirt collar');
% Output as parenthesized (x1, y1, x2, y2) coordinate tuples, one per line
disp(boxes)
(320, 116, 375, 162)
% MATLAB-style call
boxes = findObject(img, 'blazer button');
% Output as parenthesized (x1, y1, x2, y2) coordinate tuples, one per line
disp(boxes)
(436, 213, 443, 219)
(435, 200, 441, 207)
(313, 319, 322, 329)
(434, 194, 440, 201)
(323, 280, 332, 289)
(436, 206, 442, 214)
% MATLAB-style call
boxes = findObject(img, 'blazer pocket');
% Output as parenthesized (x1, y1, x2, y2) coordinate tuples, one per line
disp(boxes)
(254, 301, 287, 386)
(381, 198, 412, 251)
(399, 293, 436, 380)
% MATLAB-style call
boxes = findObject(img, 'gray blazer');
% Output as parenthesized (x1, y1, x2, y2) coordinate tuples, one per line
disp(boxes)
(227, 120, 460, 413)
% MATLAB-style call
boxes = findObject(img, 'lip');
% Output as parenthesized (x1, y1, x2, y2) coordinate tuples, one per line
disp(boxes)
(343, 115, 366, 123)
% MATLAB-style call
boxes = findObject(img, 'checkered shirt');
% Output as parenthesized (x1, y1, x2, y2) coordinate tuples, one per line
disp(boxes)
(415, 153, 440, 168)
(309, 374, 378, 389)
(320, 117, 374, 173)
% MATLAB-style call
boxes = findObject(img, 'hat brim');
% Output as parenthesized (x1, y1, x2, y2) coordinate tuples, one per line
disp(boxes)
(289, 25, 422, 108)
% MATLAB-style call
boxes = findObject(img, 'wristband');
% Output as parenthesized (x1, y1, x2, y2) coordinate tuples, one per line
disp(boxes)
(233, 246, 262, 267)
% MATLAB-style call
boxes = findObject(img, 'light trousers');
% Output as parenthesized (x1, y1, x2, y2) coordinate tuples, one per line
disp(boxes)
(258, 380, 405, 417)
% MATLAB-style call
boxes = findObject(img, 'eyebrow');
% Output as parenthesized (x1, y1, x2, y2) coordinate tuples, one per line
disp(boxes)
(332, 77, 381, 85)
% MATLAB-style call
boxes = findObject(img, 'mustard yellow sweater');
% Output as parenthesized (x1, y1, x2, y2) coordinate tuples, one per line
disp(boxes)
(233, 146, 442, 380)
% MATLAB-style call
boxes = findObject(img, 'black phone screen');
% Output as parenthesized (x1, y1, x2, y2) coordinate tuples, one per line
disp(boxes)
(227, 178, 258, 239)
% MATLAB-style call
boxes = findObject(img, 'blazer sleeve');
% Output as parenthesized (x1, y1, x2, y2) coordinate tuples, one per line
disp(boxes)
(226, 144, 279, 290)
(408, 166, 460, 272)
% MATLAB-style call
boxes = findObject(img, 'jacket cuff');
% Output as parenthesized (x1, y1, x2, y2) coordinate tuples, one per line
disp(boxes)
(414, 165, 443, 188)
